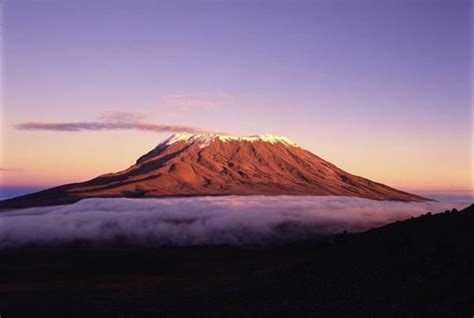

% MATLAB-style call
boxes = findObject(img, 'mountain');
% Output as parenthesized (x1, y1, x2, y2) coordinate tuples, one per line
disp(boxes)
(0, 133, 428, 209)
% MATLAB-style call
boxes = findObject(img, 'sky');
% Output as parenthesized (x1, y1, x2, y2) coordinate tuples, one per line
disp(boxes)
(0, 0, 472, 194)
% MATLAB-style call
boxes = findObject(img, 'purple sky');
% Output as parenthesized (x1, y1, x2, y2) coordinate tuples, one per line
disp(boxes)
(1, 0, 472, 191)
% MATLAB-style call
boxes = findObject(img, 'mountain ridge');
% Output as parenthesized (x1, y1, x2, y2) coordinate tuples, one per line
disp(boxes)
(0, 133, 429, 209)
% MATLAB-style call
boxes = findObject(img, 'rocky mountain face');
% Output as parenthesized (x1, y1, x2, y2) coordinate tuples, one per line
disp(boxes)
(0, 133, 428, 209)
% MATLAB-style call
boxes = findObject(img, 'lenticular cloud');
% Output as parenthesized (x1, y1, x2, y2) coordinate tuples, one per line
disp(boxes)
(0, 196, 468, 248)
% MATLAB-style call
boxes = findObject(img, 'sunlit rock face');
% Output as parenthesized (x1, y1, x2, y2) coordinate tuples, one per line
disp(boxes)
(0, 133, 428, 209)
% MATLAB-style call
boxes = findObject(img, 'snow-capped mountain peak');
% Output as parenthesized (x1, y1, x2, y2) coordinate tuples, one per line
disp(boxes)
(0, 132, 429, 209)
(163, 133, 299, 148)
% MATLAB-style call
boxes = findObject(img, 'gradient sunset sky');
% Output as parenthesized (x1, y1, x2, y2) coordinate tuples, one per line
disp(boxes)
(1, 0, 472, 194)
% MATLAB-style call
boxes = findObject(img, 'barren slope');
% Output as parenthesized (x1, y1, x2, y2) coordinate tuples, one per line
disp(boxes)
(0, 134, 428, 209)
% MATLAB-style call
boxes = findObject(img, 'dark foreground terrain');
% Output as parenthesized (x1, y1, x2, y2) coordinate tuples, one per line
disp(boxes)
(0, 204, 473, 317)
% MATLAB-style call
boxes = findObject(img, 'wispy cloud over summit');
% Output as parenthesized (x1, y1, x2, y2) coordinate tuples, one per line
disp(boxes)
(16, 111, 223, 134)
(16, 122, 216, 133)
(0, 168, 24, 173)
(158, 94, 230, 111)
(97, 111, 147, 124)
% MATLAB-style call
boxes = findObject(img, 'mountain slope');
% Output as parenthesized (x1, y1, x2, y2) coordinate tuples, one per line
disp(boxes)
(0, 133, 428, 209)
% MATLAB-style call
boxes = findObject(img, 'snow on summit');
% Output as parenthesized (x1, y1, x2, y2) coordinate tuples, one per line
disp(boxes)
(162, 133, 300, 148)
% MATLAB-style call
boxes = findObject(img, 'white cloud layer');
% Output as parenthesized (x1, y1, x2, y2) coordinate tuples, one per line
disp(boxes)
(0, 196, 469, 248)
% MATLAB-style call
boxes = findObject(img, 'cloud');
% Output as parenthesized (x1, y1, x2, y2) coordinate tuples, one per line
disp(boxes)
(158, 94, 229, 111)
(0, 196, 468, 248)
(15, 93, 232, 133)
(16, 122, 219, 133)
(97, 111, 146, 124)
(16, 111, 223, 134)
(0, 168, 24, 173)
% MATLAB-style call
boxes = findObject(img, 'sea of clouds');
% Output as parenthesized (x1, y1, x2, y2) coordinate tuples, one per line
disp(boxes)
(0, 196, 470, 248)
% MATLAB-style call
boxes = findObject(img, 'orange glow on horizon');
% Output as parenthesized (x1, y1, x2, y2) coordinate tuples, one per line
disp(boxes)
(1, 129, 472, 193)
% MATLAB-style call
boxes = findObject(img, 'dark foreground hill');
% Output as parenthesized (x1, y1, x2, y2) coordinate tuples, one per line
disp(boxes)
(0, 133, 427, 209)
(0, 204, 472, 317)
